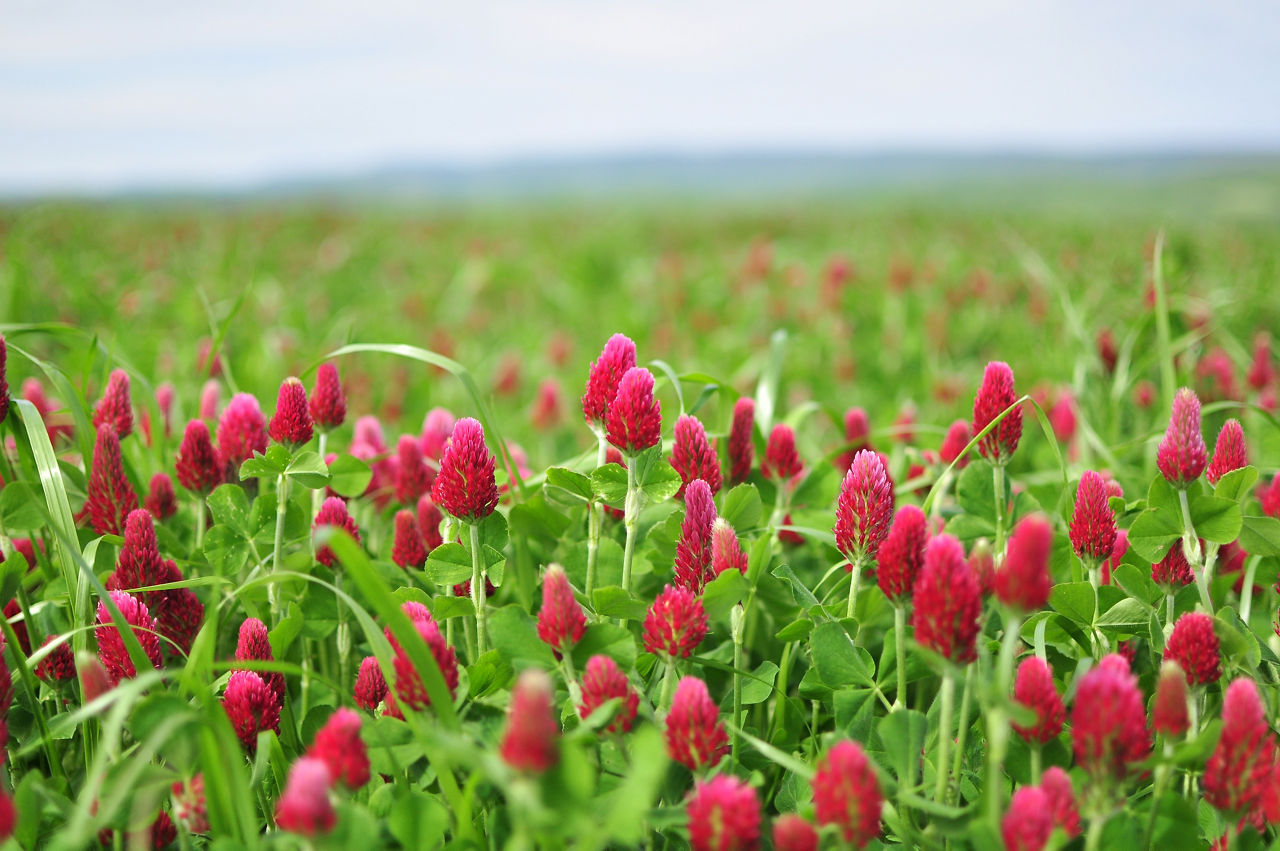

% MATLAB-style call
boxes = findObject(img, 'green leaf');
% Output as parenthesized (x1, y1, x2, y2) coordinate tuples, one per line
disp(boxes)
(591, 463, 629, 506)
(772, 563, 821, 611)
(430, 596, 476, 620)
(1127, 506, 1183, 563)
(509, 497, 572, 544)
(810, 621, 876, 688)
(1049, 581, 1097, 626)
(741, 661, 780, 704)
(876, 709, 928, 782)
(286, 450, 330, 489)
(1147, 474, 1183, 515)
(238, 444, 292, 479)
(327, 454, 372, 497)
(546, 466, 594, 501)
(1097, 597, 1149, 630)
(955, 459, 1000, 523)
(1239, 515, 1280, 556)
(1214, 465, 1258, 503)
(389, 787, 449, 849)
(943, 513, 996, 543)
(489, 605, 557, 668)
(206, 484, 252, 535)
(598, 725, 668, 846)
(0, 482, 47, 532)
(423, 543, 474, 586)
(1188, 492, 1242, 544)
(775, 618, 813, 642)
(1113, 563, 1161, 605)
(701, 569, 748, 622)
(592, 586, 648, 621)
(1215, 608, 1260, 669)
(571, 623, 636, 671)
(719, 483, 763, 530)
(633, 447, 682, 504)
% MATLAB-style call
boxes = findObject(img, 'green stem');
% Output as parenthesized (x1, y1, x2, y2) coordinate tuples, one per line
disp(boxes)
(659, 655, 678, 710)
(311, 432, 327, 522)
(992, 463, 1007, 559)
(1240, 556, 1261, 624)
(0, 616, 66, 784)
(585, 433, 607, 603)
(935, 669, 956, 801)
(269, 472, 289, 618)
(1030, 744, 1042, 785)
(469, 523, 487, 658)
(950, 665, 974, 804)
(1143, 740, 1175, 848)
(985, 611, 1023, 826)
(1176, 488, 1213, 612)
(335, 573, 350, 687)
(769, 642, 793, 741)
(1165, 591, 1177, 632)
(193, 493, 206, 556)
(1085, 812, 1108, 851)
(620, 459, 640, 598)
(894, 603, 908, 709)
(731, 606, 745, 768)
(845, 556, 864, 621)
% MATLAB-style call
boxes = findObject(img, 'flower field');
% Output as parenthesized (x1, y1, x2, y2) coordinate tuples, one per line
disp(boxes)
(0, 204, 1279, 849)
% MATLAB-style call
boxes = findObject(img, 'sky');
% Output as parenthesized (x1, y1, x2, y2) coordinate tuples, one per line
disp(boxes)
(2, 0, 1279, 193)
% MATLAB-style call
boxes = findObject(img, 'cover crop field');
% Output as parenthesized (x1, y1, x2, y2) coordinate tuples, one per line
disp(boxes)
(0, 200, 1279, 849)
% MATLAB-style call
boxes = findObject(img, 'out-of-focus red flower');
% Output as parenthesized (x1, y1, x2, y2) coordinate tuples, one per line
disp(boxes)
(308, 707, 370, 790)
(665, 676, 728, 771)
(275, 757, 336, 836)
(995, 515, 1053, 612)
(1163, 612, 1221, 686)
(93, 369, 134, 440)
(727, 397, 755, 485)
(1070, 660, 1149, 782)
(95, 590, 163, 685)
(686, 775, 760, 851)
(313, 496, 361, 567)
(1152, 661, 1190, 737)
(308, 363, 346, 431)
(912, 535, 982, 665)
(1002, 786, 1053, 851)
(876, 505, 928, 602)
(579, 654, 639, 734)
(813, 739, 882, 848)
(501, 670, 560, 774)
(1011, 657, 1064, 744)
(536, 564, 587, 654)
(391, 509, 427, 568)
(1205, 678, 1276, 818)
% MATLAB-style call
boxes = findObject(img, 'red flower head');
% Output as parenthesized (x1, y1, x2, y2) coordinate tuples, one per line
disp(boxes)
(308, 707, 370, 790)
(1163, 611, 1221, 686)
(710, 518, 748, 579)
(394, 434, 432, 505)
(222, 670, 282, 752)
(893, 403, 917, 445)
(995, 515, 1054, 613)
(1206, 419, 1247, 486)
(235, 617, 285, 705)
(605, 367, 662, 455)
(579, 654, 639, 734)
(1097, 328, 1119, 374)
(530, 378, 564, 430)
(154, 382, 175, 439)
(171, 775, 209, 834)
(214, 394, 266, 477)
(1152, 542, 1195, 588)
(308, 363, 346, 431)
(35, 636, 75, 681)
(176, 420, 223, 494)
(155, 560, 203, 659)
(877, 505, 928, 602)
(1011, 657, 1065, 744)
(771, 814, 818, 851)
(972, 361, 1022, 464)
(763, 424, 803, 482)
(1196, 347, 1239, 403)
(391, 509, 427, 568)
(93, 369, 134, 440)
(95, 590, 163, 685)
(968, 541, 996, 597)
(500, 669, 560, 773)
(420, 407, 456, 460)
(1049, 393, 1078, 445)
(643, 584, 707, 659)
(674, 479, 717, 592)
(1040, 766, 1081, 838)
(199, 380, 220, 421)
(1069, 471, 1117, 563)
(1205, 678, 1277, 817)
(144, 472, 177, 520)
(536, 564, 587, 653)
(727, 397, 755, 485)
(1248, 332, 1275, 391)
(911, 534, 982, 665)
(431, 417, 499, 522)
(354, 656, 388, 711)
(1261, 474, 1280, 521)
(1100, 528, 1129, 585)
(1157, 388, 1208, 487)
(86, 424, 138, 536)
(0, 791, 11, 843)
(582, 334, 637, 426)
(110, 508, 165, 594)
(416, 494, 445, 551)
(1070, 661, 1150, 782)
(687, 775, 761, 851)
(1152, 661, 1190, 737)
(77, 652, 112, 703)
(672, 415, 722, 498)
(834, 449, 895, 564)
(665, 676, 728, 770)
(275, 757, 336, 836)
(313, 496, 361, 568)
(835, 407, 872, 474)
(939, 419, 972, 468)
(1002, 786, 1053, 851)
(268, 377, 314, 447)
(813, 739, 883, 848)
(384, 617, 459, 718)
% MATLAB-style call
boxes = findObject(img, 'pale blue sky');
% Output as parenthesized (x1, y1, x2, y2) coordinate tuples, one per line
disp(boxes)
(2, 0, 1278, 193)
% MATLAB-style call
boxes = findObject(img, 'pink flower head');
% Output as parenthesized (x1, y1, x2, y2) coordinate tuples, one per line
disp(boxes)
(199, 380, 220, 421)
(1248, 332, 1275, 391)
(893, 403, 917, 445)
(391, 509, 428, 568)
(671, 415, 721, 498)
(939, 419, 972, 468)
(354, 656, 388, 711)
(536, 564, 587, 653)
(771, 814, 818, 851)
(1152, 542, 1194, 588)
(86, 424, 138, 536)
(579, 654, 639, 734)
(154, 382, 175, 439)
(268, 377, 313, 447)
(419, 408, 455, 460)
(911, 535, 982, 665)
(35, 636, 75, 681)
(175, 419, 223, 494)
(416, 494, 445, 551)
(835, 407, 872, 474)
(1097, 328, 1119, 374)
(674, 479, 717, 592)
(813, 740, 883, 848)
(1205, 678, 1276, 816)
(665, 676, 728, 770)
(394, 434, 432, 505)
(1011, 657, 1065, 744)
(710, 518, 748, 579)
(582, 334, 637, 426)
(235, 617, 285, 705)
(727, 397, 755, 485)
(274, 757, 336, 836)
(93, 369, 134, 440)
(222, 670, 282, 752)
(431, 417, 499, 522)
(605, 366, 662, 455)
(1002, 786, 1053, 851)
(216, 393, 268, 469)
(995, 515, 1053, 613)
(643, 585, 707, 659)
(1157, 388, 1208, 487)
(77, 653, 112, 703)
(153, 560, 203, 659)
(1152, 661, 1190, 737)
(833, 449, 895, 564)
(1069, 471, 1117, 563)
(1039, 766, 1080, 838)
(384, 617, 458, 717)
(877, 505, 928, 602)
(972, 361, 1022, 464)
(109, 509, 165, 597)
(687, 775, 761, 851)
(144, 472, 177, 520)
(1100, 528, 1129, 585)
(308, 363, 346, 430)
(171, 775, 209, 834)
(308, 707, 370, 789)
(968, 541, 996, 597)
(313, 496, 361, 567)
(1196, 347, 1239, 403)
(500, 669, 560, 773)
(1070, 661, 1150, 782)
(530, 378, 563, 430)
(763, 423, 802, 482)
(1206, 419, 1247, 486)
(95, 590, 162, 685)
(1163, 611, 1221, 686)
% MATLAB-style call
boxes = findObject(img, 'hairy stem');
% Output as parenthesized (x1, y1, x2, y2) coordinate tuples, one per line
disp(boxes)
(934, 669, 956, 801)
(950, 665, 974, 804)
(985, 611, 1022, 825)
(894, 603, 908, 710)
(469, 522, 488, 658)
(846, 556, 864, 621)
(269, 472, 289, 616)
(585, 432, 607, 603)
(992, 463, 1007, 560)
(620, 459, 640, 597)
(731, 605, 745, 767)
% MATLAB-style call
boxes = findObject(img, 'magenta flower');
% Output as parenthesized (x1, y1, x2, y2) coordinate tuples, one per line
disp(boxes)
(431, 417, 499, 522)
(605, 367, 662, 455)
(268, 377, 313, 447)
(673, 479, 717, 592)
(972, 361, 1022, 464)
(1156, 388, 1207, 487)
(582, 334, 637, 426)
(1069, 471, 1117, 563)
(1206, 419, 1247, 486)
(308, 363, 346, 431)
(671, 414, 721, 498)
(727, 397, 756, 485)
(833, 449, 894, 564)
(93, 369, 134, 440)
